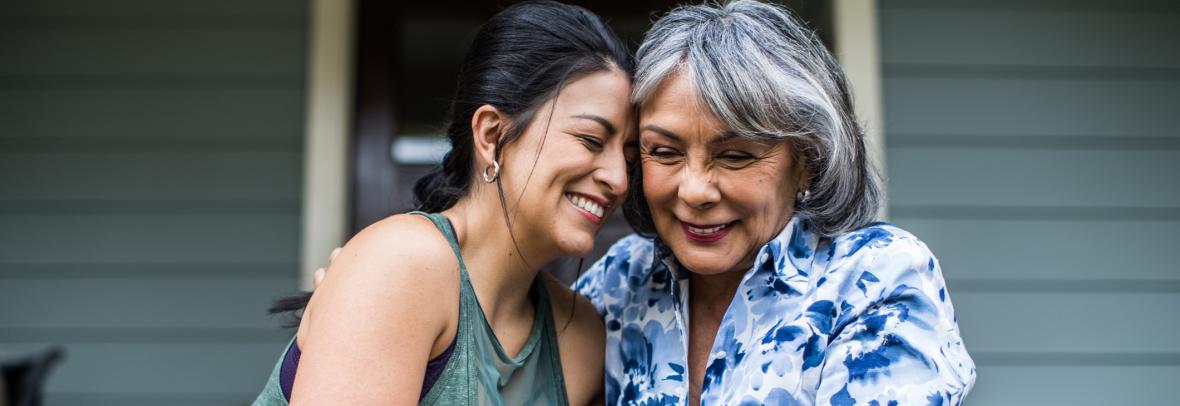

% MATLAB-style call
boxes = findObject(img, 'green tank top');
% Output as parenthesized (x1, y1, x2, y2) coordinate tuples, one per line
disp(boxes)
(252, 211, 569, 405)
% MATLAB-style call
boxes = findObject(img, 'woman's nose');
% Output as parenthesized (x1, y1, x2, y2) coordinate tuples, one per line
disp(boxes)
(677, 165, 720, 209)
(595, 148, 628, 197)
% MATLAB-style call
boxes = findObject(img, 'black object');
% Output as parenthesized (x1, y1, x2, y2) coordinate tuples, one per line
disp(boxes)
(1, 346, 65, 406)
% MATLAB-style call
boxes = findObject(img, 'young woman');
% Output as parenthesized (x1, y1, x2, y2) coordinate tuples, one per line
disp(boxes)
(252, 2, 635, 404)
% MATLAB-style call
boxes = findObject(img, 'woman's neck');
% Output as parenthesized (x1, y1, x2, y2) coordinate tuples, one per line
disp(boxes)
(442, 194, 555, 324)
(688, 268, 746, 317)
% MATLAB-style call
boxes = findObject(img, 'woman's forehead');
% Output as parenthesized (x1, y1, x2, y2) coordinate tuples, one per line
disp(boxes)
(639, 74, 727, 132)
(638, 71, 701, 112)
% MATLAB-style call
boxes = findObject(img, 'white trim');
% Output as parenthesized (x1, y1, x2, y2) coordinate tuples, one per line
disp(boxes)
(301, 0, 354, 289)
(834, 0, 888, 219)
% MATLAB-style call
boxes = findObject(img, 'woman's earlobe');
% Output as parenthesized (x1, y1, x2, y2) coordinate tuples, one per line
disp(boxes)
(795, 186, 810, 202)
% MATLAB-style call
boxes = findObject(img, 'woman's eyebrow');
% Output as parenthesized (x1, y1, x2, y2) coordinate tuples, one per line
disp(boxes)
(640, 124, 681, 142)
(643, 125, 740, 145)
(710, 132, 740, 145)
(571, 114, 617, 135)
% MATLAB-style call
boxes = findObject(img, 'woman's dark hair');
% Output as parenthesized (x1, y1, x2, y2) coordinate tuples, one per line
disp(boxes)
(414, 0, 633, 213)
(271, 0, 633, 325)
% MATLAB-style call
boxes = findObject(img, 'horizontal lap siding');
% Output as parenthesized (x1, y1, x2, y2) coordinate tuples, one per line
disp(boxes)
(899, 218, 1176, 281)
(1, 152, 301, 201)
(880, 1, 1180, 404)
(888, 148, 1180, 208)
(968, 365, 1179, 406)
(885, 78, 1180, 139)
(0, 1, 307, 404)
(0, 89, 304, 138)
(0, 26, 305, 77)
(882, 9, 1180, 68)
(952, 292, 1180, 354)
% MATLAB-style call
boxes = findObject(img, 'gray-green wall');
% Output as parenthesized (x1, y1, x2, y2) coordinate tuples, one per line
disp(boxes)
(0, 1, 308, 404)
(881, 0, 1179, 404)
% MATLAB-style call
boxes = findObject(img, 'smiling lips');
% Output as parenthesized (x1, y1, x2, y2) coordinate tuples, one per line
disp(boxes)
(565, 193, 608, 224)
(681, 220, 734, 243)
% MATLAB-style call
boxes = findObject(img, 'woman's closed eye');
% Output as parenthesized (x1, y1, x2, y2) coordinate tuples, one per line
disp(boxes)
(577, 134, 605, 150)
(644, 145, 683, 163)
(717, 151, 757, 166)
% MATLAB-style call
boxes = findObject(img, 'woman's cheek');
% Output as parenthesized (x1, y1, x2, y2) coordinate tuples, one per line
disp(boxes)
(642, 164, 675, 203)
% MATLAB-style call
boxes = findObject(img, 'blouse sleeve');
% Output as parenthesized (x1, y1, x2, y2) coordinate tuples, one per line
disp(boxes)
(572, 254, 609, 317)
(572, 234, 647, 318)
(815, 235, 976, 406)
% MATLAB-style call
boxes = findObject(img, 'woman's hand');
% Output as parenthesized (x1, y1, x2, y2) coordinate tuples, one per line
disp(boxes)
(312, 247, 342, 289)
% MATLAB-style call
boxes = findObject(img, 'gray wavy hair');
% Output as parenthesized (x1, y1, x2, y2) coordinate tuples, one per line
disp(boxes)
(623, 0, 882, 237)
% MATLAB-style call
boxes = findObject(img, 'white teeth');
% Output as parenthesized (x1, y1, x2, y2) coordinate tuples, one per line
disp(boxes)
(566, 193, 605, 219)
(688, 224, 727, 234)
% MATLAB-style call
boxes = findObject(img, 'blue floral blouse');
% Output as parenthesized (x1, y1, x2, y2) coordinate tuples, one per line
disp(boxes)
(574, 217, 976, 405)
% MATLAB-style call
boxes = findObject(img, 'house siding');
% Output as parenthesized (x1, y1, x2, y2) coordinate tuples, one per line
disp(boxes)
(0, 1, 308, 404)
(880, 0, 1180, 404)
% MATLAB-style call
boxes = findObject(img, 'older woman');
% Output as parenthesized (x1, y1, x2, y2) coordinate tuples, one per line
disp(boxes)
(572, 1, 975, 405)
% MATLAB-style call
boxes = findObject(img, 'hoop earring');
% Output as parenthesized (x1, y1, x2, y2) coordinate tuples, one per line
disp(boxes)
(482, 160, 501, 183)
(795, 188, 809, 201)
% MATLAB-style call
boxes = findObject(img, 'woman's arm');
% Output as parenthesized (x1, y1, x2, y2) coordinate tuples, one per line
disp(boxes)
(544, 275, 605, 406)
(290, 215, 460, 405)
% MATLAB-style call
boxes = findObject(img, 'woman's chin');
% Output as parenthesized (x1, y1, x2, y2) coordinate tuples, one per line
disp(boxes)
(554, 234, 596, 258)
(676, 253, 744, 277)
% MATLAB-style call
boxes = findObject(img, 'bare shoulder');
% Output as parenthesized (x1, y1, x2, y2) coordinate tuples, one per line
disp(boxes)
(304, 212, 455, 311)
(340, 213, 456, 270)
(542, 274, 605, 405)
(291, 213, 462, 403)
(321, 213, 456, 289)
(299, 212, 460, 347)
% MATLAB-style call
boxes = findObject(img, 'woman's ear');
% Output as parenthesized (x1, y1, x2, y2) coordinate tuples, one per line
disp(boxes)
(786, 140, 811, 191)
(796, 159, 812, 191)
(471, 104, 505, 168)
